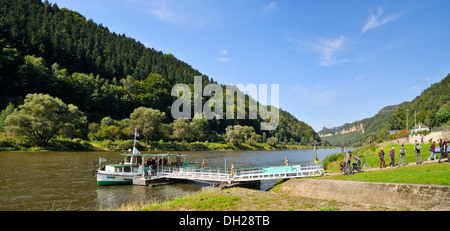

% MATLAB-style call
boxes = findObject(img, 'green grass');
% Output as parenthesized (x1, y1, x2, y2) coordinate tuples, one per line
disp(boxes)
(324, 142, 450, 185)
(326, 142, 438, 172)
(138, 190, 242, 211)
(328, 160, 450, 185)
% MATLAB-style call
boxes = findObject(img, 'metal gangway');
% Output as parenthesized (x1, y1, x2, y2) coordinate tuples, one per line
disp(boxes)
(158, 163, 324, 183)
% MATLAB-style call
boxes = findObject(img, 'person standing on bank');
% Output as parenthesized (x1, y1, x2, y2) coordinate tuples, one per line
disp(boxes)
(230, 164, 235, 178)
(399, 144, 406, 166)
(389, 146, 395, 167)
(428, 141, 436, 161)
(438, 138, 448, 163)
(379, 147, 385, 168)
(414, 140, 422, 164)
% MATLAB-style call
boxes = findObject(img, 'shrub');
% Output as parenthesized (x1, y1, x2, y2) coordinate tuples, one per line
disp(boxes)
(322, 152, 345, 170)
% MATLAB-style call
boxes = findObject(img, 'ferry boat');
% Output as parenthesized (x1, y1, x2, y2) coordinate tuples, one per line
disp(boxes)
(95, 129, 188, 186)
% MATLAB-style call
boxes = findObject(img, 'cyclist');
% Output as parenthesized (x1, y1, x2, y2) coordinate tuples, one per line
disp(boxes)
(344, 151, 352, 169)
(353, 155, 361, 171)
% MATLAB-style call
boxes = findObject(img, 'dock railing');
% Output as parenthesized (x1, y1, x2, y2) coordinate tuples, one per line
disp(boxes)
(155, 163, 324, 183)
(161, 166, 230, 181)
(233, 163, 323, 181)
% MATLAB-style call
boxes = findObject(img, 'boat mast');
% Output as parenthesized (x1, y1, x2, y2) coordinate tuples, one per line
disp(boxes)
(133, 128, 138, 156)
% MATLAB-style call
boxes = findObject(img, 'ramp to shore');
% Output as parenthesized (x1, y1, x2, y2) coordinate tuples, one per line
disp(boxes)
(280, 179, 450, 211)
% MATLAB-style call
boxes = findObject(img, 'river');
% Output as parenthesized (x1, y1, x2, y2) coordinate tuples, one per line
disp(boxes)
(0, 148, 351, 211)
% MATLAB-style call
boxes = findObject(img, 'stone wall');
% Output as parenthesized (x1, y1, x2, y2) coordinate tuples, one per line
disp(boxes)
(395, 131, 450, 145)
(281, 179, 450, 211)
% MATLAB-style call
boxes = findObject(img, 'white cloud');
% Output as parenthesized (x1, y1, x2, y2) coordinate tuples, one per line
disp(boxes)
(217, 50, 230, 62)
(217, 57, 230, 62)
(127, 0, 218, 28)
(362, 7, 402, 33)
(408, 85, 418, 92)
(263, 1, 278, 13)
(353, 74, 365, 82)
(316, 35, 347, 67)
(139, 1, 181, 24)
(285, 35, 348, 67)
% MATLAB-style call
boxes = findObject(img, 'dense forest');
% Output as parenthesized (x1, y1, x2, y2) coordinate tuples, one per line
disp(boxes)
(319, 74, 450, 146)
(0, 0, 320, 148)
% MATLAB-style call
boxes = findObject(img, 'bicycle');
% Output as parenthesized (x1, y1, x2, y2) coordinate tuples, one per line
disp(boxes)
(339, 161, 354, 176)
(358, 158, 371, 172)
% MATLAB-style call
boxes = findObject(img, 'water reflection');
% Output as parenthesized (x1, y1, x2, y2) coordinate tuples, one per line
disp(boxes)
(95, 183, 202, 210)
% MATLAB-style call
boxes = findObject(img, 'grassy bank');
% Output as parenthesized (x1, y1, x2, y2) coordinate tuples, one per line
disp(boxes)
(112, 186, 397, 211)
(324, 142, 438, 172)
(328, 162, 450, 185)
(323, 141, 450, 185)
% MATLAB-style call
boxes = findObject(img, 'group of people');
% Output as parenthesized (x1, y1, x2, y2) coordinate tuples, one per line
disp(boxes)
(343, 151, 362, 171)
(145, 157, 169, 175)
(378, 137, 448, 168)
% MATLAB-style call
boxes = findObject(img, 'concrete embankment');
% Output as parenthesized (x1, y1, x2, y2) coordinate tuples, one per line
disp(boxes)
(280, 179, 450, 211)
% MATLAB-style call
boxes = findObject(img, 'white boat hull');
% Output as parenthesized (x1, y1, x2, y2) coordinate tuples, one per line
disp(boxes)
(96, 171, 136, 186)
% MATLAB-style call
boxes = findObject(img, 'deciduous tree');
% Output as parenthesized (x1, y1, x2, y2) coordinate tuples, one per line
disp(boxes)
(129, 107, 165, 142)
(5, 93, 86, 146)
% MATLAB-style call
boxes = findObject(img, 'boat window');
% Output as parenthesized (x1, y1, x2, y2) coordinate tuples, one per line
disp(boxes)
(136, 156, 142, 165)
(126, 156, 132, 163)
(115, 167, 122, 172)
(124, 167, 131, 172)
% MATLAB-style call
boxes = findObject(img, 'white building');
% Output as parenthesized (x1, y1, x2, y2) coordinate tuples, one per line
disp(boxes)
(411, 122, 430, 134)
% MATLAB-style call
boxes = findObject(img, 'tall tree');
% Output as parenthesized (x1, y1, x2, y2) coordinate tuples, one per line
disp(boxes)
(5, 93, 86, 146)
(129, 107, 165, 142)
(172, 118, 192, 142)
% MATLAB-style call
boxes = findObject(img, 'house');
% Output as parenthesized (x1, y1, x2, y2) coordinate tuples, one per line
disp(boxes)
(411, 123, 430, 134)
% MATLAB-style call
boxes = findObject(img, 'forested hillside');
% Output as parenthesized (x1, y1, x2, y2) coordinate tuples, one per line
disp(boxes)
(0, 0, 319, 147)
(319, 74, 450, 146)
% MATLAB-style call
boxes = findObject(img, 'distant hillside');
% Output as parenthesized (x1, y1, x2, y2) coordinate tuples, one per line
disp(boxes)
(319, 74, 450, 147)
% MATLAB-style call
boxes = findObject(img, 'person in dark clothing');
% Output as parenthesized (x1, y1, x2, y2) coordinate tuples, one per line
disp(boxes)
(438, 138, 449, 163)
(379, 147, 385, 168)
(428, 141, 436, 161)
(389, 146, 395, 167)
(399, 144, 406, 166)
(414, 140, 422, 164)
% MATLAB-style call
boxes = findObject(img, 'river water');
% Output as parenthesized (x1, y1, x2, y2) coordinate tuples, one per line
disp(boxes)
(0, 148, 350, 211)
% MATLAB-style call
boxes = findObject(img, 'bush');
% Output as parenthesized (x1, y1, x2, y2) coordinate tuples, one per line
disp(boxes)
(322, 152, 345, 170)
(188, 142, 209, 151)
(0, 137, 32, 150)
(267, 137, 278, 146)
(47, 137, 93, 151)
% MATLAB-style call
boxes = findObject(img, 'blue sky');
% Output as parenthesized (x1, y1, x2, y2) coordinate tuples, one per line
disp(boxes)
(50, 0, 450, 131)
